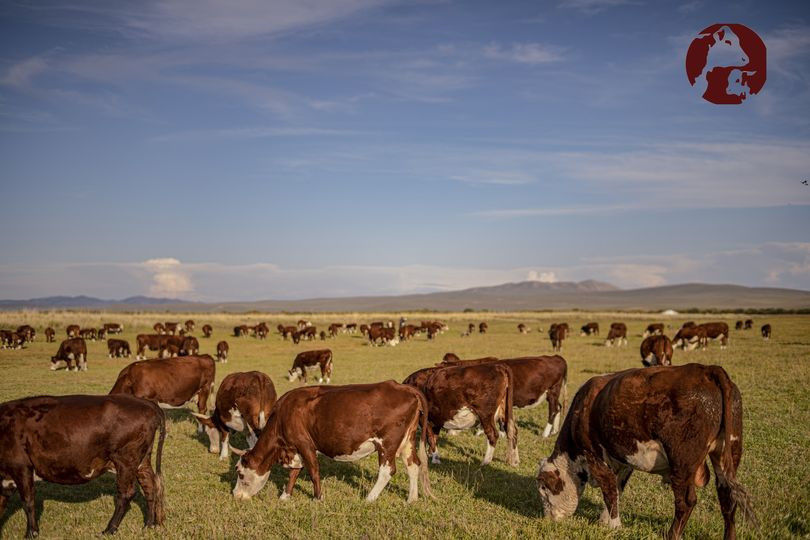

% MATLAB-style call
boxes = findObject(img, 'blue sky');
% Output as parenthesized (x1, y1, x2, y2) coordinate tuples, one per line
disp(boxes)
(1, 0, 809, 301)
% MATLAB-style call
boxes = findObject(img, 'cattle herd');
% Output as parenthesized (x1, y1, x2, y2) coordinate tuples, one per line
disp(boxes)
(0, 315, 771, 539)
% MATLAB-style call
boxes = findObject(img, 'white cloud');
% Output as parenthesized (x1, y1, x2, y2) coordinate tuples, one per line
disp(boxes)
(483, 43, 564, 64)
(142, 258, 193, 297)
(527, 271, 558, 283)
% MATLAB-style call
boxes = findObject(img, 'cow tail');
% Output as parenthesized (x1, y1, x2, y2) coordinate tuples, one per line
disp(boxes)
(504, 366, 518, 467)
(154, 407, 167, 525)
(326, 350, 333, 381)
(558, 364, 568, 427)
(415, 389, 434, 499)
(712, 367, 757, 530)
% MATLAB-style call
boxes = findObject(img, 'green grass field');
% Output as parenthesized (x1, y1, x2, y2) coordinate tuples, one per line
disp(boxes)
(1, 311, 808, 539)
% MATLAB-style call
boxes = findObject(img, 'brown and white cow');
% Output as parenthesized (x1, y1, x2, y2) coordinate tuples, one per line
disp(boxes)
(518, 323, 529, 334)
(345, 323, 358, 333)
(580, 322, 599, 336)
(215, 340, 229, 362)
(441, 353, 568, 439)
(163, 322, 180, 335)
(734, 320, 744, 330)
(682, 321, 696, 329)
(743, 319, 753, 330)
(479, 322, 488, 334)
(51, 337, 88, 371)
(699, 322, 730, 349)
(0, 330, 24, 349)
(254, 323, 269, 340)
(642, 323, 665, 338)
(79, 328, 97, 341)
(399, 324, 419, 341)
(0, 394, 166, 537)
(640, 335, 673, 367)
(405, 363, 517, 467)
(605, 322, 628, 347)
(180, 336, 200, 356)
(549, 324, 565, 352)
(368, 326, 397, 346)
(136, 334, 165, 359)
(536, 364, 756, 540)
(193, 371, 277, 459)
(66, 324, 80, 338)
(202, 324, 213, 338)
(359, 324, 370, 336)
(103, 322, 123, 334)
(108, 338, 131, 358)
(16, 325, 36, 342)
(760, 324, 771, 340)
(327, 323, 342, 337)
(109, 355, 216, 424)
(230, 381, 432, 503)
(184, 320, 195, 333)
(44, 327, 56, 343)
(287, 349, 333, 383)
(673, 324, 707, 350)
(233, 325, 249, 337)
(153, 322, 165, 334)
(297, 319, 311, 330)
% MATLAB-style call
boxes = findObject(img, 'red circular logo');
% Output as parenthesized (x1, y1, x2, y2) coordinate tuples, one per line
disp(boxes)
(685, 23, 766, 104)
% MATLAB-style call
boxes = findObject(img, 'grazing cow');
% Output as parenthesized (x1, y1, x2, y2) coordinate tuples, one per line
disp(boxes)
(479, 322, 488, 334)
(1, 330, 24, 349)
(297, 319, 311, 330)
(743, 319, 753, 330)
(735, 320, 744, 330)
(202, 324, 213, 338)
(184, 320, 195, 333)
(672, 325, 707, 351)
(287, 350, 333, 383)
(441, 354, 568, 439)
(278, 325, 296, 340)
(359, 324, 370, 336)
(0, 394, 166, 537)
(103, 322, 124, 334)
(97, 328, 108, 340)
(345, 323, 358, 333)
(467, 323, 475, 335)
(400, 324, 419, 341)
(254, 323, 269, 340)
(136, 334, 166, 360)
(700, 322, 730, 349)
(640, 335, 674, 367)
(51, 337, 88, 371)
(108, 338, 132, 358)
(318, 331, 326, 341)
(642, 323, 665, 338)
(557, 323, 570, 337)
(328, 323, 341, 338)
(44, 327, 55, 343)
(580, 322, 599, 336)
(549, 325, 565, 352)
(368, 326, 397, 346)
(682, 321, 696, 329)
(163, 322, 180, 335)
(605, 323, 628, 347)
(536, 364, 756, 540)
(409, 363, 517, 467)
(216, 341, 229, 363)
(760, 324, 771, 340)
(109, 355, 216, 418)
(180, 336, 200, 356)
(518, 323, 529, 334)
(193, 371, 277, 459)
(153, 322, 165, 335)
(230, 381, 432, 503)
(79, 328, 97, 341)
(66, 324, 80, 338)
(233, 325, 249, 337)
(16, 325, 36, 342)
(299, 326, 317, 341)
(160, 344, 180, 358)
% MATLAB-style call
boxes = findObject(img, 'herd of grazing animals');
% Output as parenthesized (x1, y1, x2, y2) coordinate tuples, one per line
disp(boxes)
(0, 315, 771, 539)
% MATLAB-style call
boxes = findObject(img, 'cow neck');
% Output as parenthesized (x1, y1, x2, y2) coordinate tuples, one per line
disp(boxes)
(246, 417, 283, 475)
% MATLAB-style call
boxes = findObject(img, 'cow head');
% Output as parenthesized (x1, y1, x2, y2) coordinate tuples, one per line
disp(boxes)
(192, 413, 221, 454)
(231, 438, 288, 500)
(287, 367, 303, 382)
(536, 453, 586, 521)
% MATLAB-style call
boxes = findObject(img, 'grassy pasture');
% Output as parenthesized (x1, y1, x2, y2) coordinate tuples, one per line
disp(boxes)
(0, 311, 808, 539)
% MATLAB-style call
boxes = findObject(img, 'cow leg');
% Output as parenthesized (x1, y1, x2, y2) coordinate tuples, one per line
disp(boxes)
(543, 388, 562, 438)
(666, 478, 697, 540)
(300, 450, 323, 501)
(587, 459, 621, 529)
(400, 431, 420, 503)
(136, 461, 158, 527)
(280, 468, 302, 500)
(219, 432, 230, 460)
(366, 451, 394, 502)
(16, 470, 39, 538)
(478, 412, 499, 466)
(103, 465, 137, 535)
(429, 425, 441, 464)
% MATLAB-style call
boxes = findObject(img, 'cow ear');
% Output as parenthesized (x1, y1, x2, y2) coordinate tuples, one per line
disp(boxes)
(229, 444, 247, 457)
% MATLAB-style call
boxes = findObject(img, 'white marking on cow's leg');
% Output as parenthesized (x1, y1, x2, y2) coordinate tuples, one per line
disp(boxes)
(405, 461, 419, 503)
(206, 427, 221, 454)
(542, 423, 554, 438)
(279, 491, 290, 501)
(552, 411, 562, 434)
(366, 463, 392, 502)
(219, 433, 230, 460)
(482, 440, 495, 466)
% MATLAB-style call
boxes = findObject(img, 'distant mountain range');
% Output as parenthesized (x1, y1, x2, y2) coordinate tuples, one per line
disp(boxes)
(1, 280, 809, 312)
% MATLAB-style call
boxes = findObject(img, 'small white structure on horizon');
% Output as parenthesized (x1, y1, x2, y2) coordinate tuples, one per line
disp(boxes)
(661, 309, 679, 316)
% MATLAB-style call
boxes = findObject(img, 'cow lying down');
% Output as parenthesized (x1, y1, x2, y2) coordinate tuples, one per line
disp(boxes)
(230, 381, 432, 503)
(536, 363, 756, 540)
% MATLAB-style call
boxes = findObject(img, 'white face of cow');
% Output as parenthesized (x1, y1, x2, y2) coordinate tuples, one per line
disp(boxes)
(233, 459, 270, 500)
(536, 454, 586, 521)
(287, 367, 302, 382)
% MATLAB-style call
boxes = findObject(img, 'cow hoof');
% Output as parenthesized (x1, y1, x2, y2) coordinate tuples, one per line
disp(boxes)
(101, 526, 117, 535)
(25, 530, 39, 539)
(279, 492, 290, 501)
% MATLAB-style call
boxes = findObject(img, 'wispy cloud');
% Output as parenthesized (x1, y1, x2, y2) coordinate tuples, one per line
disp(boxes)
(150, 126, 357, 142)
(483, 42, 564, 64)
(451, 170, 534, 186)
(558, 0, 639, 15)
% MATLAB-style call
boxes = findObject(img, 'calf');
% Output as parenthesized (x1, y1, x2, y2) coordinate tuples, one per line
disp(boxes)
(467, 323, 475, 335)
(103, 322, 124, 334)
(359, 324, 370, 336)
(642, 323, 665, 338)
(1, 330, 24, 349)
(66, 324, 80, 338)
(44, 327, 55, 343)
(743, 319, 753, 330)
(230, 381, 432, 503)
(760, 324, 771, 340)
(580, 322, 599, 336)
(479, 322, 488, 334)
(412, 362, 517, 467)
(734, 320, 743, 330)
(672, 325, 707, 351)
(287, 349, 333, 383)
(605, 323, 628, 347)
(254, 323, 269, 340)
(16, 325, 36, 342)
(0, 394, 166, 537)
(51, 337, 88, 371)
(536, 364, 756, 540)
(108, 338, 132, 358)
(97, 327, 108, 340)
(549, 324, 565, 352)
(202, 324, 213, 338)
(216, 340, 229, 363)
(193, 371, 277, 459)
(109, 355, 216, 417)
(640, 335, 674, 366)
(184, 320, 195, 333)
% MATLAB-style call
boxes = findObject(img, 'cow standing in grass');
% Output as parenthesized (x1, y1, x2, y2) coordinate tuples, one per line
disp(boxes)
(216, 341, 229, 363)
(640, 335, 673, 366)
(287, 350, 332, 383)
(51, 337, 87, 371)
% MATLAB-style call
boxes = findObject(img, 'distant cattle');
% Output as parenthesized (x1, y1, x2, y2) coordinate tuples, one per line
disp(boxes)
(160, 343, 180, 358)
(408, 362, 517, 467)
(682, 321, 696, 329)
(536, 363, 755, 539)
(761, 324, 771, 340)
(66, 324, 80, 338)
(642, 323, 664, 337)
(153, 322, 165, 334)
(672, 324, 707, 351)
(79, 328, 97, 341)
(184, 320, 195, 333)
(16, 325, 36, 342)
(700, 322, 730, 349)
(97, 327, 107, 340)
(479, 322, 488, 334)
(136, 334, 167, 360)
(580, 322, 599, 336)
(202, 324, 213, 338)
(425, 322, 443, 340)
(345, 323, 358, 333)
(0, 394, 166, 537)
(278, 325, 297, 340)
(51, 337, 88, 371)
(216, 341, 229, 362)
(368, 326, 397, 346)
(400, 324, 419, 341)
(295, 326, 317, 342)
(107, 338, 131, 358)
(557, 323, 570, 337)
(254, 322, 269, 339)
(229, 381, 432, 503)
(1, 330, 24, 349)
(319, 331, 327, 340)
(744, 319, 753, 330)
(44, 327, 56, 342)
(466, 323, 476, 335)
(735, 320, 744, 330)
(193, 371, 277, 459)
(518, 323, 529, 334)
(549, 324, 565, 352)
(109, 355, 216, 417)
(180, 336, 200, 356)
(359, 324, 370, 336)
(163, 322, 180, 335)
(297, 319, 311, 330)
(640, 335, 673, 367)
(287, 349, 333, 384)
(328, 323, 342, 338)
(103, 322, 124, 334)
(605, 322, 628, 347)
(234, 325, 250, 337)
